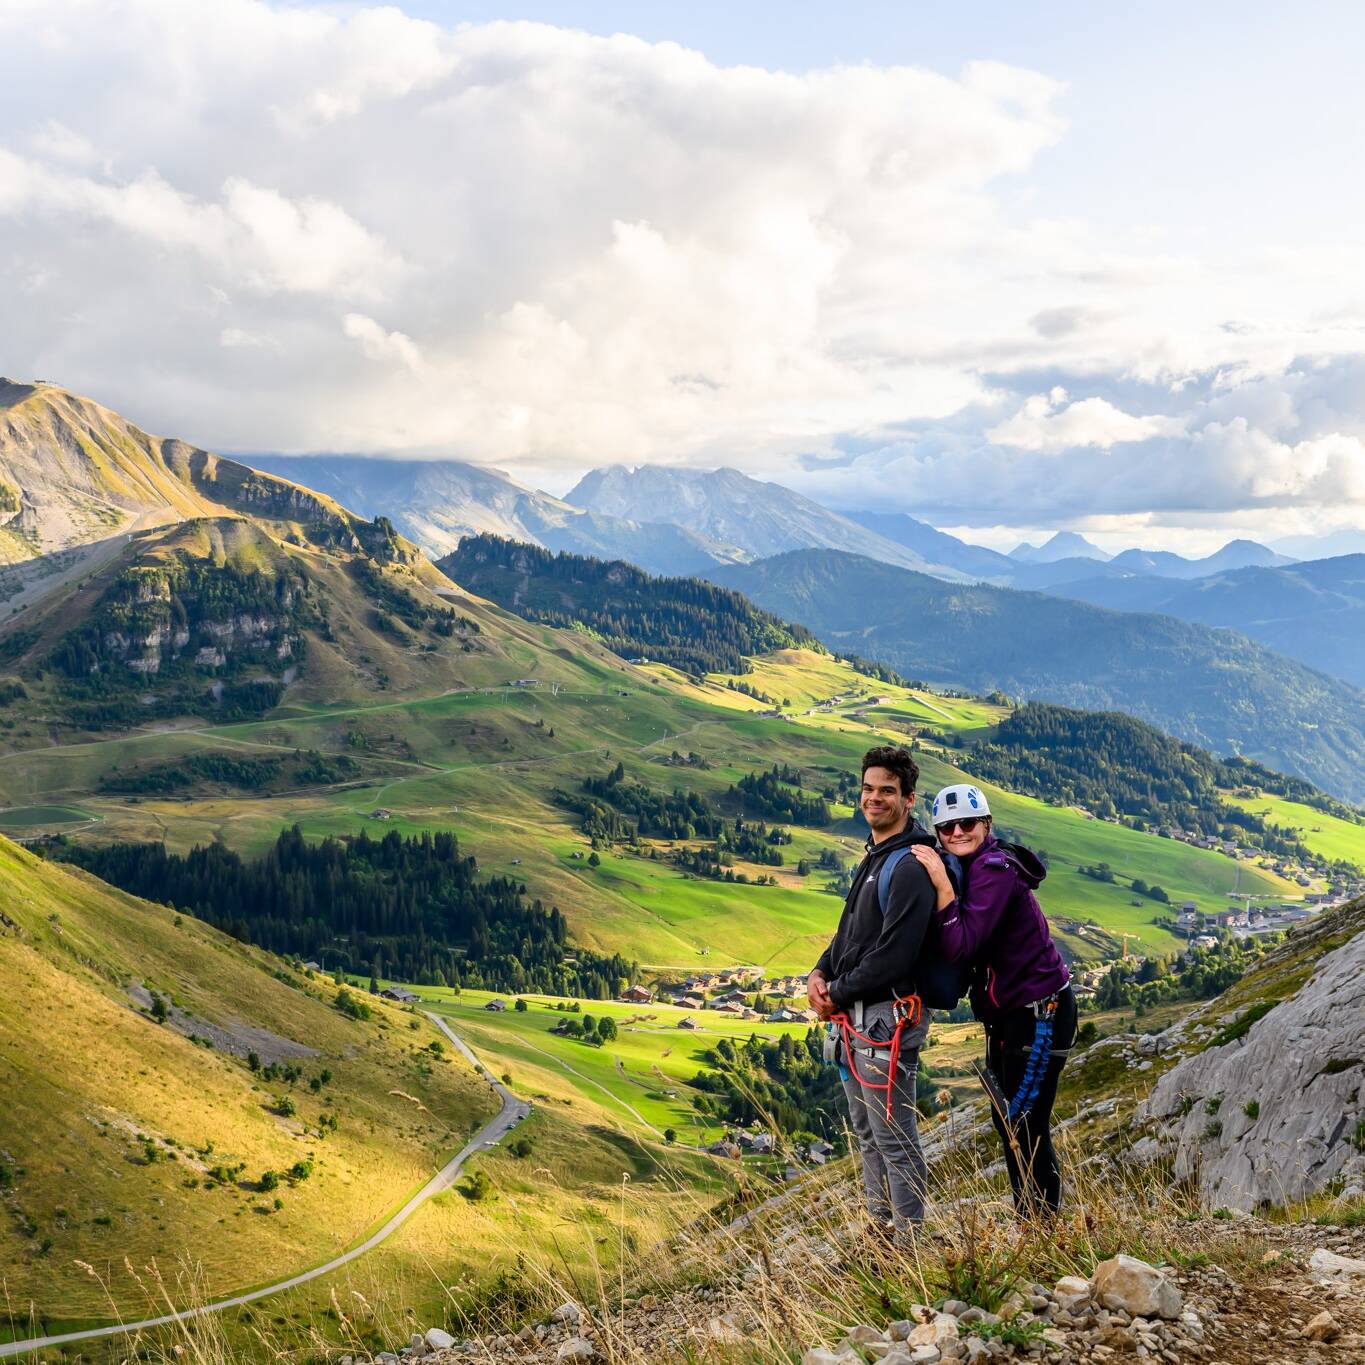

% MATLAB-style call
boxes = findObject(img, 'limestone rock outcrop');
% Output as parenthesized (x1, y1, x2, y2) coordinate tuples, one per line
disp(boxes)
(1136, 921, 1365, 1211)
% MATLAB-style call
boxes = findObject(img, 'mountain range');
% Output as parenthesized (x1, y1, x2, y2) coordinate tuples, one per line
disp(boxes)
(243, 452, 750, 576)
(4, 379, 1363, 796)
(239, 452, 1303, 593)
(1052, 553, 1365, 689)
(707, 547, 1365, 803)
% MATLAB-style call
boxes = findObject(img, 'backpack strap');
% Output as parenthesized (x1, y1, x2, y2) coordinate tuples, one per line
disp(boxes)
(876, 845, 962, 913)
(875, 846, 914, 914)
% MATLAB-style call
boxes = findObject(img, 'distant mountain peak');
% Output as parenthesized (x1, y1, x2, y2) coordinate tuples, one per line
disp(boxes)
(1009, 532, 1109, 564)
(565, 462, 972, 575)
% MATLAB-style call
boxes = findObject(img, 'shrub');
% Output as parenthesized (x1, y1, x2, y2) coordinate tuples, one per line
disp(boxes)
(1243, 1100, 1260, 1120)
(514, 998, 528, 1012)
(335, 988, 371, 1021)
(258, 1170, 279, 1192)
(460, 1169, 494, 1201)
(1209, 999, 1276, 1048)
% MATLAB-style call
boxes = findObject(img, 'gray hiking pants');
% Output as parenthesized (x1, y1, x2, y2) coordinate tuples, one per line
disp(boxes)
(839, 1001, 930, 1228)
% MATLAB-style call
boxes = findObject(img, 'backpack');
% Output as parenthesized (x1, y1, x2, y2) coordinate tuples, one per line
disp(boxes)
(875, 845, 970, 1011)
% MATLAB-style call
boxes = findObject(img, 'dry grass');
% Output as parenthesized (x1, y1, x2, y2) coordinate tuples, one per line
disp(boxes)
(38, 1085, 1237, 1365)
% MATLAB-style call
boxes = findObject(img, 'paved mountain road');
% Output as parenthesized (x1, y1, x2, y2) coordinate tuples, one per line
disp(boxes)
(0, 1014, 527, 1361)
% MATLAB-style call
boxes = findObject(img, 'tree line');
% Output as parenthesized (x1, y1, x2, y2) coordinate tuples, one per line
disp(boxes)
(438, 534, 819, 677)
(45, 825, 636, 998)
(967, 702, 1323, 859)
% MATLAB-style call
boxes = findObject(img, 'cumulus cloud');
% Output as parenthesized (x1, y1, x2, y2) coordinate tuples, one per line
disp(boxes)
(987, 389, 1187, 452)
(0, 0, 1362, 538)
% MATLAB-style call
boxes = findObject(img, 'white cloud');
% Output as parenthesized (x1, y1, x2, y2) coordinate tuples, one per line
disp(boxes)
(987, 391, 1187, 451)
(0, 0, 1362, 540)
(342, 313, 423, 370)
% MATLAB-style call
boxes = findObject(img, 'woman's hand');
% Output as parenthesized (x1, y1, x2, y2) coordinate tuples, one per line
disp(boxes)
(911, 844, 955, 911)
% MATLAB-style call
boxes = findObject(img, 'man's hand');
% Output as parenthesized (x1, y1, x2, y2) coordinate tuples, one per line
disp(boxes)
(911, 844, 955, 910)
(808, 969, 835, 1019)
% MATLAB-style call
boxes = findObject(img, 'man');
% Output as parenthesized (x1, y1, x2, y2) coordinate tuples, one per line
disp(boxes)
(809, 744, 937, 1233)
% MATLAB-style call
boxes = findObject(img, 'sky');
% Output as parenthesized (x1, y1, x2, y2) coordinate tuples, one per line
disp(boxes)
(2, 0, 1364, 554)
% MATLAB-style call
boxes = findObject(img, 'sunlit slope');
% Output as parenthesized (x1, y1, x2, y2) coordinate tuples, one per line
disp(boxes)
(1225, 791, 1365, 868)
(0, 835, 497, 1327)
(0, 644, 1296, 970)
(0, 510, 646, 751)
(0, 378, 416, 563)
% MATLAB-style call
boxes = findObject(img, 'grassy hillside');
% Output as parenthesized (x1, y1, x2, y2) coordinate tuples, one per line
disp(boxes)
(709, 548, 1365, 804)
(0, 648, 1299, 969)
(0, 834, 499, 1330)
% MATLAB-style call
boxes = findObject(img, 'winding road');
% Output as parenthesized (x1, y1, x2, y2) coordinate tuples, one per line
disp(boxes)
(0, 1014, 528, 1361)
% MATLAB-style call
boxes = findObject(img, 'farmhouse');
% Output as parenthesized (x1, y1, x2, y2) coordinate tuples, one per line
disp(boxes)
(485, 998, 508, 1011)
(379, 986, 419, 1003)
(618, 985, 653, 1004)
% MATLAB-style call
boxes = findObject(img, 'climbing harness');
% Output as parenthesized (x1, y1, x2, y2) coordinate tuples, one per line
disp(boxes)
(830, 991, 924, 1120)
(1005, 993, 1059, 1121)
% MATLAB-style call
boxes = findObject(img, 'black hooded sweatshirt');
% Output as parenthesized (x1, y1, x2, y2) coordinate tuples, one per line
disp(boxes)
(813, 821, 938, 1009)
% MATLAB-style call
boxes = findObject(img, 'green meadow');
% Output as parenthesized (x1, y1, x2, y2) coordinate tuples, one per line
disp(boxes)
(1226, 791, 1365, 868)
(0, 650, 1302, 971)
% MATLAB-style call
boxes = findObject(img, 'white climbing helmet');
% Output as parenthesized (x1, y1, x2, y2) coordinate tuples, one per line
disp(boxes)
(931, 783, 991, 825)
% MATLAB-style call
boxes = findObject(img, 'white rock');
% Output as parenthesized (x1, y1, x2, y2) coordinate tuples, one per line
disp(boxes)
(709, 1315, 746, 1344)
(802, 1350, 856, 1365)
(552, 1302, 583, 1325)
(425, 1328, 456, 1351)
(1302, 1310, 1339, 1342)
(908, 1348, 942, 1364)
(1054, 1274, 1093, 1310)
(1309, 1247, 1365, 1278)
(843, 1325, 889, 1346)
(556, 1338, 595, 1361)
(1091, 1255, 1183, 1320)
(907, 1315, 961, 1348)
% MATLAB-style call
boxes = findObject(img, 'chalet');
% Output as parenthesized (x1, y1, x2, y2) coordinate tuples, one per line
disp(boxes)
(713, 1001, 745, 1015)
(370, 808, 393, 820)
(301, 960, 322, 972)
(807, 1140, 835, 1165)
(672, 995, 705, 1010)
(750, 1132, 775, 1154)
(484, 998, 508, 1011)
(380, 986, 419, 1003)
(619, 985, 653, 1004)
(766, 1008, 800, 1023)
(677, 1017, 699, 1030)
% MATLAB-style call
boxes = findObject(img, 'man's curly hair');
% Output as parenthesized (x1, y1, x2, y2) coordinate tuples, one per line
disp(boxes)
(860, 745, 919, 797)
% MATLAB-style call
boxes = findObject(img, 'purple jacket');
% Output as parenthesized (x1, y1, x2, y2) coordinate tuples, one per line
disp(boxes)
(936, 836, 1069, 1018)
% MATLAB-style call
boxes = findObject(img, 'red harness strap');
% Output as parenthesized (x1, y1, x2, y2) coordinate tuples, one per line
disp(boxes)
(831, 992, 924, 1119)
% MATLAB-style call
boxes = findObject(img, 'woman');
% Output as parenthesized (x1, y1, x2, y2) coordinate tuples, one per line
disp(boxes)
(911, 783, 1076, 1217)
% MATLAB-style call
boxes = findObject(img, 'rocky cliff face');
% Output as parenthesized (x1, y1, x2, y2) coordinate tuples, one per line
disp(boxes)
(1135, 907, 1365, 1211)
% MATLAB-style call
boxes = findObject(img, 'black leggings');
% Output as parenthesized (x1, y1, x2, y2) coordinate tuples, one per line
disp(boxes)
(984, 985, 1077, 1216)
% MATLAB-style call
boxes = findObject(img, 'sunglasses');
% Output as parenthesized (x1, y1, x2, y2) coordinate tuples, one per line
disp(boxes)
(935, 816, 985, 835)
